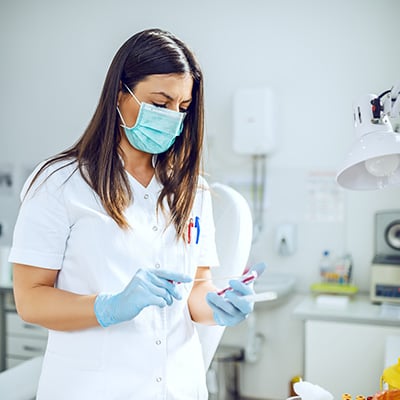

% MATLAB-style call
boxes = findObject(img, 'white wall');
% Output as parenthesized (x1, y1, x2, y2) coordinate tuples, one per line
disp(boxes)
(1, 1, 400, 399)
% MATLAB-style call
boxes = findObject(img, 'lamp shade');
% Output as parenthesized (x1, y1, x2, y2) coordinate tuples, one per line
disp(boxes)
(336, 132, 400, 189)
(336, 94, 400, 190)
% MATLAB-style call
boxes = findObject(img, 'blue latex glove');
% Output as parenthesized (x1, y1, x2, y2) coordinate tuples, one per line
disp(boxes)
(94, 268, 192, 327)
(206, 279, 255, 327)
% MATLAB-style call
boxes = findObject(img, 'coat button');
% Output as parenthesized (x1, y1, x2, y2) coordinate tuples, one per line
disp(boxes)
(156, 377, 162, 383)
(144, 194, 149, 199)
(155, 340, 161, 345)
(155, 263, 160, 269)
(152, 226, 158, 231)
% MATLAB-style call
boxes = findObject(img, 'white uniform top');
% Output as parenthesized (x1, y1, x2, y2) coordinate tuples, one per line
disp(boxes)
(9, 160, 219, 400)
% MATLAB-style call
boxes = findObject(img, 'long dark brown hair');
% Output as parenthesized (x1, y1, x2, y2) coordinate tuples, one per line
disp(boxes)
(28, 28, 204, 239)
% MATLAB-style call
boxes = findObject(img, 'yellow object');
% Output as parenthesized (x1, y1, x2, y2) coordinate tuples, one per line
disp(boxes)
(289, 375, 302, 396)
(291, 375, 302, 384)
(310, 282, 358, 295)
(342, 394, 352, 400)
(381, 358, 400, 390)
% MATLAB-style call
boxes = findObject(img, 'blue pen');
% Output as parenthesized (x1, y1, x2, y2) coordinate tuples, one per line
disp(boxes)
(195, 216, 200, 244)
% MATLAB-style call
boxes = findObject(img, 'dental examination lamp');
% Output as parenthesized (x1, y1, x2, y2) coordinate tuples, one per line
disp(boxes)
(336, 82, 400, 190)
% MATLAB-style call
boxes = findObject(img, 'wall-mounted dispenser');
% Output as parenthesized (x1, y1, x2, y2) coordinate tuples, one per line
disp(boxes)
(233, 87, 275, 155)
(276, 223, 296, 256)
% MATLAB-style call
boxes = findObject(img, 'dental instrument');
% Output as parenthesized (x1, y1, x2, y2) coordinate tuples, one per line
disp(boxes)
(217, 262, 266, 295)
(193, 275, 255, 282)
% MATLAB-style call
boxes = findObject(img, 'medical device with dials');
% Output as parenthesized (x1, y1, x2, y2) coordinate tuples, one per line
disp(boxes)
(370, 210, 400, 304)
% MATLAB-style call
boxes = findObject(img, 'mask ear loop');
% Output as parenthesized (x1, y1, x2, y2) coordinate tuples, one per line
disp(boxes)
(116, 107, 127, 126)
(117, 84, 141, 127)
(123, 83, 141, 105)
(152, 155, 157, 168)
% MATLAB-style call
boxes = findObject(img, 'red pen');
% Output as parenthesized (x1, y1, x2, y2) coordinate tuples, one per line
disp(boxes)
(187, 218, 194, 244)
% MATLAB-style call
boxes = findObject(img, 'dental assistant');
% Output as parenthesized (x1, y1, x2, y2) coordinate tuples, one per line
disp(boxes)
(9, 28, 255, 400)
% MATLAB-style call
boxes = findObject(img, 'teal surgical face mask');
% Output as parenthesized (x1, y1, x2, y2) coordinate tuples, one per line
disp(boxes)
(117, 84, 186, 154)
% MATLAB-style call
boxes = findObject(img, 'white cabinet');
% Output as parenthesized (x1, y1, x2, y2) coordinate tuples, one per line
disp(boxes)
(294, 295, 400, 400)
(305, 319, 400, 399)
(5, 312, 47, 368)
(0, 289, 47, 370)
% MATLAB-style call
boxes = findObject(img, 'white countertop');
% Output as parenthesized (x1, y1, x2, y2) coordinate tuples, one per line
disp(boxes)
(294, 294, 400, 326)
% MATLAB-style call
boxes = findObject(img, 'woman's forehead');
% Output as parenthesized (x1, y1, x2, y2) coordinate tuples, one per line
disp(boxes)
(136, 73, 193, 99)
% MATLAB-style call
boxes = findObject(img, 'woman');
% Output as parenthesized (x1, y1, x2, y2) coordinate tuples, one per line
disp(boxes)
(9, 28, 255, 399)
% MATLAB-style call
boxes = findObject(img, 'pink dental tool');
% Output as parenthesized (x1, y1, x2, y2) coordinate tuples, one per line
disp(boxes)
(216, 262, 266, 295)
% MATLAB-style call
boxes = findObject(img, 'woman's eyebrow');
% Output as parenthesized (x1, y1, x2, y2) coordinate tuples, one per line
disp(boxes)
(151, 91, 192, 103)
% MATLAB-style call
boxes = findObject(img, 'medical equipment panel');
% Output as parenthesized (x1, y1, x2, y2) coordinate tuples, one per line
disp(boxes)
(370, 210, 400, 304)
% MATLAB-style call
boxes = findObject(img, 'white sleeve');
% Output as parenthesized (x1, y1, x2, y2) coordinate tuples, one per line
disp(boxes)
(9, 165, 71, 270)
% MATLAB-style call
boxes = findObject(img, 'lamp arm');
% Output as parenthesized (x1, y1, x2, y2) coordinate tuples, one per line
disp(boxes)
(389, 82, 400, 117)
(381, 82, 400, 118)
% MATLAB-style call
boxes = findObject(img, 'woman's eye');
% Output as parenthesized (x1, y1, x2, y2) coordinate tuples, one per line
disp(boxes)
(152, 102, 188, 112)
(153, 103, 167, 108)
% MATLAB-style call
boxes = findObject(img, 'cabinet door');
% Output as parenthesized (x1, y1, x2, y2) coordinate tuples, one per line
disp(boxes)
(305, 320, 400, 399)
(7, 336, 47, 359)
(6, 313, 48, 339)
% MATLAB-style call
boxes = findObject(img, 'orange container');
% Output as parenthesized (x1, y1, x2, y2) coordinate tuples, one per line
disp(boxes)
(372, 390, 400, 400)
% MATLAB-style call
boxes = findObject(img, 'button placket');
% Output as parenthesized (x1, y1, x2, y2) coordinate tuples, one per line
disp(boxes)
(152, 289, 167, 394)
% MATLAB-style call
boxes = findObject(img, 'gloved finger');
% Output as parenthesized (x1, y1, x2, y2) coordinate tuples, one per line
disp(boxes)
(225, 290, 254, 314)
(147, 270, 187, 300)
(206, 292, 239, 315)
(153, 269, 192, 284)
(147, 278, 177, 304)
(228, 279, 254, 295)
(244, 262, 267, 278)
(152, 289, 173, 306)
(145, 291, 171, 307)
(134, 270, 176, 304)
(213, 308, 241, 326)
(153, 269, 192, 299)
(226, 280, 254, 313)
(206, 292, 246, 327)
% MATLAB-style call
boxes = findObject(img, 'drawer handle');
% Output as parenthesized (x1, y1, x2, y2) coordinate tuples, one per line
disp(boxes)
(23, 324, 39, 330)
(23, 345, 44, 353)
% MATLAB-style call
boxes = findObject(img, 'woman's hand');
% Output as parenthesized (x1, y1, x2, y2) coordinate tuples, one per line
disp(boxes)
(206, 279, 255, 326)
(94, 268, 192, 327)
